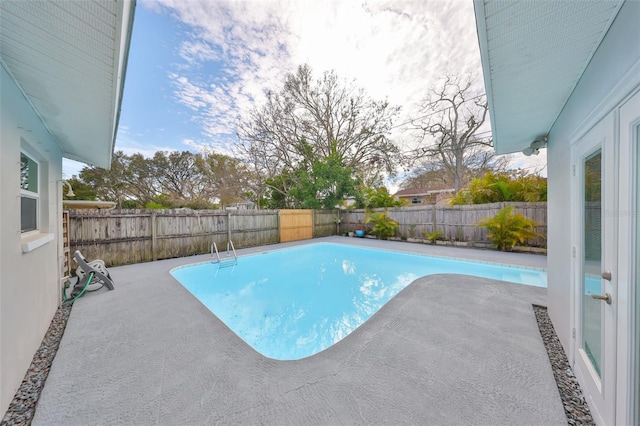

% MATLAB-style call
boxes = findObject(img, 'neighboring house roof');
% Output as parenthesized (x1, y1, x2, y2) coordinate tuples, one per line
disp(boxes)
(394, 188, 455, 197)
(473, 1, 624, 154)
(0, 0, 136, 168)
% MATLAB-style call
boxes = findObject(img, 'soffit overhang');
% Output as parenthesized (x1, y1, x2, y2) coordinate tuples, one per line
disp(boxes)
(0, 0, 136, 169)
(474, 0, 624, 154)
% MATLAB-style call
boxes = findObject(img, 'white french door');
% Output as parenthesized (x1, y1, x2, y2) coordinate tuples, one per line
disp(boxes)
(616, 90, 639, 426)
(573, 113, 617, 425)
(572, 89, 640, 425)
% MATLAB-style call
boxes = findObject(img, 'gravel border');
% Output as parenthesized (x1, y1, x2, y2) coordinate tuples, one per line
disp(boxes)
(1, 300, 595, 425)
(533, 304, 595, 425)
(1, 304, 72, 426)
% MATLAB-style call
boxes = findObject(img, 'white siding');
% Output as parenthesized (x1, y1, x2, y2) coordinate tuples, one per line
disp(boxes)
(0, 0, 134, 168)
(546, 0, 640, 360)
(0, 64, 63, 415)
(475, 0, 623, 154)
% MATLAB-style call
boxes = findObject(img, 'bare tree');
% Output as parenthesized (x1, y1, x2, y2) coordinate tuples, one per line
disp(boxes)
(196, 150, 251, 208)
(399, 162, 452, 190)
(410, 74, 506, 193)
(235, 64, 400, 202)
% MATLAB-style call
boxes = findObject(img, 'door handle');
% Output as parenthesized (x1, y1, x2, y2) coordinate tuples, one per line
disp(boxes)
(589, 292, 612, 305)
(601, 270, 612, 281)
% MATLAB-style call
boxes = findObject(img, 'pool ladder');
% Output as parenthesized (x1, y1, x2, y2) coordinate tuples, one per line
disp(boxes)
(211, 241, 237, 268)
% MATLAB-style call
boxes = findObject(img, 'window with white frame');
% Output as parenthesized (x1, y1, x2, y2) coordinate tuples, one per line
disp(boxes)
(411, 196, 422, 204)
(20, 151, 39, 233)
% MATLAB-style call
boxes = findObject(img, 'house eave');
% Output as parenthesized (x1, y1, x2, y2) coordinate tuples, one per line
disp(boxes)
(0, 0, 136, 169)
(473, 0, 624, 155)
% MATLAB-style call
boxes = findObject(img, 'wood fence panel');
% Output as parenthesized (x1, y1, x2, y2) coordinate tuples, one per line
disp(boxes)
(69, 209, 278, 267)
(69, 209, 153, 266)
(342, 210, 366, 232)
(386, 207, 433, 238)
(280, 209, 313, 242)
(230, 210, 279, 248)
(155, 211, 227, 260)
(314, 209, 340, 237)
(338, 202, 547, 246)
(68, 203, 547, 268)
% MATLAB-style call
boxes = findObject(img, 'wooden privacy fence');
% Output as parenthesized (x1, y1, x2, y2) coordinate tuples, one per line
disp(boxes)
(69, 209, 280, 267)
(68, 203, 546, 268)
(279, 209, 339, 242)
(280, 209, 313, 242)
(341, 202, 547, 247)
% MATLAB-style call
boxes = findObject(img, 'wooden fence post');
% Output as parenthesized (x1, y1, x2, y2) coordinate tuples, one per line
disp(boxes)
(151, 211, 157, 261)
(277, 210, 281, 243)
(431, 204, 437, 233)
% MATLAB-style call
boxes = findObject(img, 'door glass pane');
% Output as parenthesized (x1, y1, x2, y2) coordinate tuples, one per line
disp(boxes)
(583, 149, 602, 377)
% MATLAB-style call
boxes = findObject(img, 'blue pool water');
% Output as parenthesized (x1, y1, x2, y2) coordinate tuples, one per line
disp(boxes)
(171, 243, 546, 360)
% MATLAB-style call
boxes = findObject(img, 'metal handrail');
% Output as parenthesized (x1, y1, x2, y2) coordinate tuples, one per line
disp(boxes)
(227, 240, 237, 260)
(212, 241, 237, 267)
(211, 242, 221, 262)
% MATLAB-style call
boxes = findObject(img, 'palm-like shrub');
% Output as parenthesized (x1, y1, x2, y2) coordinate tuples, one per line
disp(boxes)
(450, 171, 547, 205)
(424, 229, 444, 243)
(365, 210, 399, 240)
(477, 206, 543, 251)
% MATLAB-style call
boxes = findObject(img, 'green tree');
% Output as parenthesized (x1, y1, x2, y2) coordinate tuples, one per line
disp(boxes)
(78, 151, 133, 208)
(197, 150, 252, 208)
(126, 153, 160, 206)
(73, 150, 262, 210)
(264, 149, 361, 209)
(361, 187, 406, 209)
(152, 151, 205, 207)
(63, 176, 97, 201)
(236, 64, 400, 203)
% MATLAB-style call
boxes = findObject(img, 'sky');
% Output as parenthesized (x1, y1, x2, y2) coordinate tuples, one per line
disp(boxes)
(63, 0, 547, 183)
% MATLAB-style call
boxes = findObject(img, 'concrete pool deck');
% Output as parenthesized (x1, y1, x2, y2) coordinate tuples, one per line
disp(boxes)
(33, 237, 565, 425)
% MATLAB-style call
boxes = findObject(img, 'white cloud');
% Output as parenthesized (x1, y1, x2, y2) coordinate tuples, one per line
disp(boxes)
(144, 0, 480, 138)
(116, 127, 178, 157)
(182, 138, 213, 153)
(511, 151, 548, 177)
(179, 40, 220, 64)
(140, 0, 545, 176)
(62, 158, 89, 179)
(119, 145, 177, 158)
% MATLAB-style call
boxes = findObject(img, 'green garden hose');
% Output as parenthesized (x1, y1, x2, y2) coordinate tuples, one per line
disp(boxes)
(62, 272, 94, 306)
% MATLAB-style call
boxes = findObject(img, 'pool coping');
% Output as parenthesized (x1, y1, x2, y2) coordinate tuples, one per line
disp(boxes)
(170, 237, 548, 275)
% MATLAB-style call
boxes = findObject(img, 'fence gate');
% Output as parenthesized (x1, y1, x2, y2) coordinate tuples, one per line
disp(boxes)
(280, 209, 313, 242)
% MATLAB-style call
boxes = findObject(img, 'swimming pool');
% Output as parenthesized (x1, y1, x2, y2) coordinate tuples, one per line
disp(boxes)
(171, 242, 546, 360)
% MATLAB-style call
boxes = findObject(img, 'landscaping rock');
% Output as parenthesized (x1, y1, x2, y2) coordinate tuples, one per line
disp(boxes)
(533, 304, 595, 425)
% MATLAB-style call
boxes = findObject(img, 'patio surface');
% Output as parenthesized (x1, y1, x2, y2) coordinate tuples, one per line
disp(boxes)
(33, 237, 565, 425)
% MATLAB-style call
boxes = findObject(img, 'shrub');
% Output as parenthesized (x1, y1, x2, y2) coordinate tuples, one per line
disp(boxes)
(144, 201, 165, 209)
(450, 171, 547, 205)
(477, 206, 543, 251)
(365, 210, 399, 240)
(424, 229, 444, 243)
(361, 187, 408, 209)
